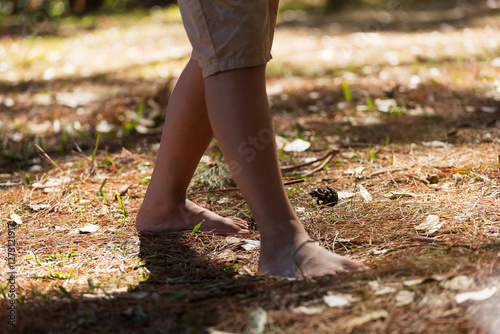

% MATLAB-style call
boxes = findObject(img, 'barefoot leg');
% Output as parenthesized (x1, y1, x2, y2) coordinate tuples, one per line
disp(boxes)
(136, 59, 249, 234)
(204, 65, 368, 278)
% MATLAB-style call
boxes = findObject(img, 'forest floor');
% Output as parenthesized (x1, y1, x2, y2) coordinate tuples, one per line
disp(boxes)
(1, 3, 500, 333)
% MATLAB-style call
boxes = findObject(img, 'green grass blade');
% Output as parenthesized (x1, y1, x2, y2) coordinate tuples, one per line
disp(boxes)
(342, 79, 352, 102)
(91, 134, 100, 163)
(58, 285, 73, 299)
(191, 220, 205, 234)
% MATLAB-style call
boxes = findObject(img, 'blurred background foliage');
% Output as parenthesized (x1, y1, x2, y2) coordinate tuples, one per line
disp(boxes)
(0, 0, 491, 36)
(1, 0, 488, 18)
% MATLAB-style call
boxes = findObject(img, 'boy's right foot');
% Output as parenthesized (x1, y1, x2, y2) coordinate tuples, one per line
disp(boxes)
(258, 228, 368, 278)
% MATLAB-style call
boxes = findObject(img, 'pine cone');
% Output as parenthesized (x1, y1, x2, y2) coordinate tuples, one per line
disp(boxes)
(309, 186, 339, 207)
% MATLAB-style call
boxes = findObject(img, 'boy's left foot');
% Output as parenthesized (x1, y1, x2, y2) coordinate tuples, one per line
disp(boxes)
(136, 199, 250, 235)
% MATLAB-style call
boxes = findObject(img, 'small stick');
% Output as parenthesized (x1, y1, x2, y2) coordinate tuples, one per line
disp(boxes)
(405, 174, 430, 185)
(35, 144, 66, 176)
(369, 167, 407, 178)
(188, 179, 305, 194)
(302, 152, 335, 177)
(280, 149, 339, 172)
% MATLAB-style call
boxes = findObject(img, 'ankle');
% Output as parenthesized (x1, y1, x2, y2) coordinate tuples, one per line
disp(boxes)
(141, 191, 186, 211)
(258, 218, 309, 252)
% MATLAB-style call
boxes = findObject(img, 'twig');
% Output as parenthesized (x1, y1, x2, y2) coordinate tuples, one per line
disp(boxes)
(369, 167, 408, 178)
(35, 144, 66, 176)
(405, 174, 430, 185)
(302, 152, 336, 177)
(188, 179, 305, 194)
(280, 149, 339, 172)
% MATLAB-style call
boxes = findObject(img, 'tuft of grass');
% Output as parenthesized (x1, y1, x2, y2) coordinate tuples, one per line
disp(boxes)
(91, 134, 100, 164)
(342, 79, 352, 102)
(191, 160, 236, 190)
(116, 195, 127, 217)
(191, 220, 205, 234)
(58, 285, 73, 299)
(97, 178, 107, 197)
(366, 97, 375, 112)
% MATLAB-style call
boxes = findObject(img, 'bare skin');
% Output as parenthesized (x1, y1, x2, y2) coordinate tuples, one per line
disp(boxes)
(136, 60, 249, 235)
(136, 59, 368, 278)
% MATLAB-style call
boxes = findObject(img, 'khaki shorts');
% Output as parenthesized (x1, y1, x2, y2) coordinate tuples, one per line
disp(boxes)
(178, 0, 279, 77)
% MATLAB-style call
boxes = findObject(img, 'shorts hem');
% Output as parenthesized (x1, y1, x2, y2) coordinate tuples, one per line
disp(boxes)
(201, 53, 272, 78)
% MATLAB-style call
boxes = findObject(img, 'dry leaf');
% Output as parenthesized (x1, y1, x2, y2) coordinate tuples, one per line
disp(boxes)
(386, 191, 418, 199)
(78, 224, 100, 234)
(403, 278, 426, 287)
(415, 215, 445, 234)
(292, 306, 324, 315)
(337, 191, 355, 199)
(455, 286, 497, 304)
(375, 286, 398, 295)
(372, 249, 388, 255)
(28, 204, 51, 211)
(247, 307, 267, 334)
(395, 290, 415, 306)
(375, 98, 397, 112)
(344, 167, 364, 175)
(225, 237, 260, 251)
(283, 139, 311, 152)
(10, 214, 23, 225)
(275, 136, 289, 150)
(323, 293, 359, 307)
(440, 275, 474, 291)
(422, 140, 448, 148)
(357, 185, 372, 202)
(345, 310, 389, 327)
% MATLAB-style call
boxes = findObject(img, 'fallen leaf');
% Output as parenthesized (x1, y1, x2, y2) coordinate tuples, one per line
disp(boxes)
(440, 275, 474, 291)
(56, 91, 99, 108)
(0, 180, 19, 187)
(386, 191, 418, 199)
(422, 140, 448, 148)
(226, 237, 260, 251)
(345, 310, 389, 327)
(323, 293, 359, 307)
(275, 136, 289, 150)
(78, 224, 100, 234)
(375, 98, 397, 112)
(455, 286, 497, 304)
(323, 295, 350, 307)
(375, 286, 398, 295)
(403, 278, 426, 287)
(10, 214, 23, 225)
(118, 184, 130, 196)
(415, 215, 445, 234)
(395, 290, 415, 306)
(292, 306, 324, 315)
(480, 106, 497, 113)
(341, 152, 359, 159)
(247, 307, 267, 334)
(337, 191, 355, 199)
(28, 204, 51, 211)
(357, 184, 372, 202)
(344, 167, 364, 175)
(283, 139, 311, 152)
(32, 176, 72, 189)
(295, 207, 306, 213)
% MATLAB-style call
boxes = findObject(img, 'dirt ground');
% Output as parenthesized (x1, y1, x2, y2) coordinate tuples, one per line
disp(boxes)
(1, 2, 500, 333)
